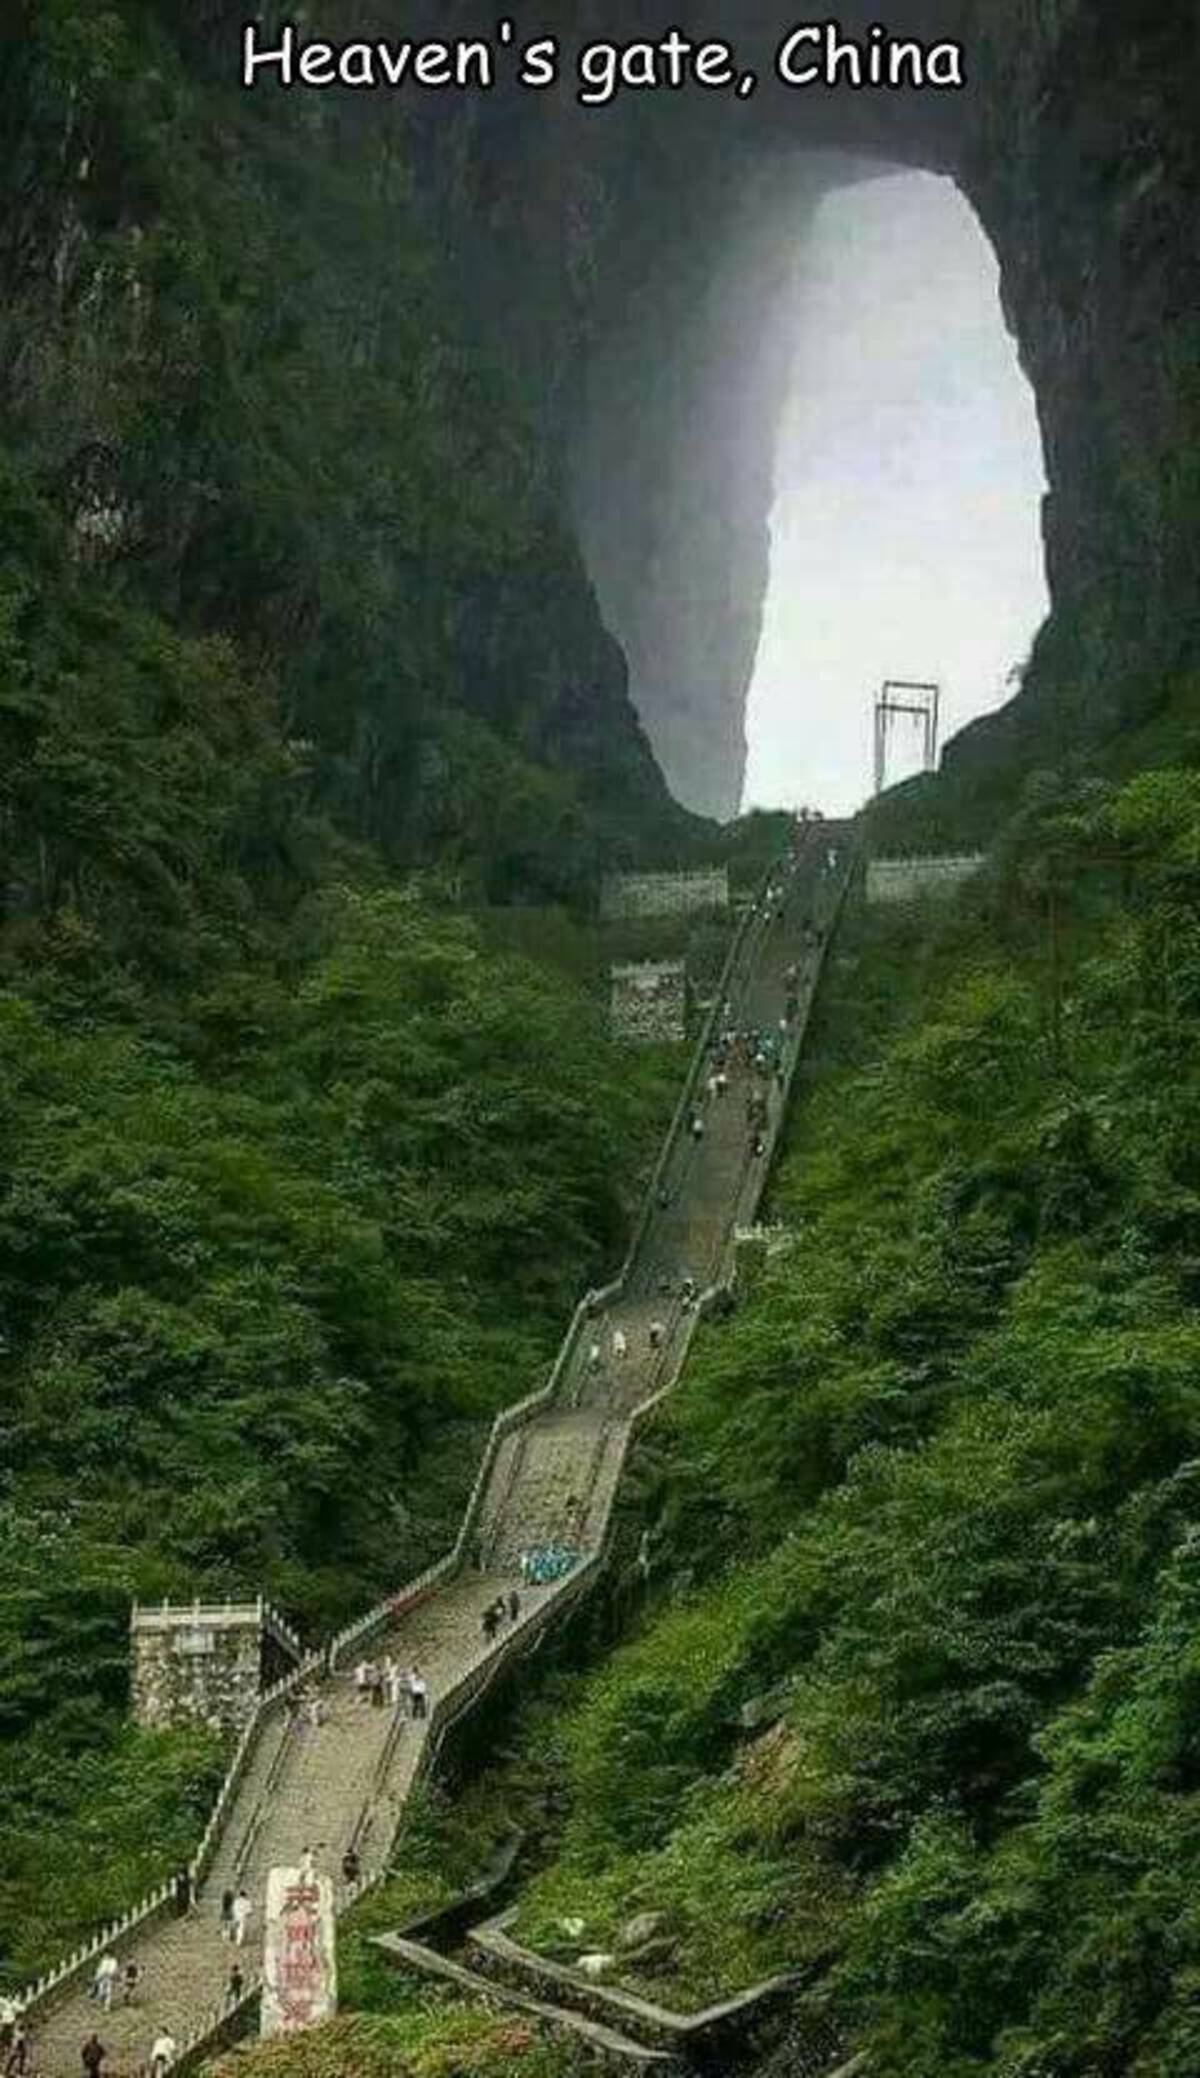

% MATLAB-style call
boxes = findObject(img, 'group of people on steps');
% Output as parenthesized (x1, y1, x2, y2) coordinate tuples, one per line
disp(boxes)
(351, 1655, 428, 1720)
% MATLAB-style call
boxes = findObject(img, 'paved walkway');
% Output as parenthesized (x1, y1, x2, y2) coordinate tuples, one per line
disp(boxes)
(30, 837, 845, 2076)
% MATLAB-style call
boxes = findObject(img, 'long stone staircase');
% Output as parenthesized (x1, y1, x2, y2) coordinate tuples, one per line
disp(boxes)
(20, 832, 850, 2076)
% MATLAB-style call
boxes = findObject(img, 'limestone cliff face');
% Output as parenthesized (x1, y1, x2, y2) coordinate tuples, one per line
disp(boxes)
(5, 0, 1195, 849)
(946, 2, 1200, 790)
(565, 156, 832, 820)
(0, 0, 693, 895)
(409, 0, 1200, 819)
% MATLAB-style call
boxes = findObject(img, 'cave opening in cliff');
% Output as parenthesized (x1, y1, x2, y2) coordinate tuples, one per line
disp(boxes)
(742, 168, 1049, 819)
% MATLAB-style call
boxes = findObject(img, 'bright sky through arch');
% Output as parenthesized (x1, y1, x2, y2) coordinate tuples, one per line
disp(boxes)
(742, 170, 1049, 818)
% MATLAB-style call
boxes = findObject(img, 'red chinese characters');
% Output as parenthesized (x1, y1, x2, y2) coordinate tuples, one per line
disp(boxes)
(277, 1883, 321, 2030)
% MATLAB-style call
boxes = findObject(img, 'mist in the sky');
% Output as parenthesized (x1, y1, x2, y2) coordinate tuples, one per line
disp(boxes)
(742, 170, 1049, 817)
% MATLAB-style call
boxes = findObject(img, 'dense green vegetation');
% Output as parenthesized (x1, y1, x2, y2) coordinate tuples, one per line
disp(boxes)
(0, 872, 682, 1981)
(0, 440, 690, 1986)
(499, 765, 1200, 2076)
(0, 0, 715, 1995)
(211, 2007, 588, 2078)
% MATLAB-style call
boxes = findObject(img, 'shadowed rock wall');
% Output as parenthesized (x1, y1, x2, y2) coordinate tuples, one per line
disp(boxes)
(404, 0, 1199, 820)
(8, 1, 1195, 842)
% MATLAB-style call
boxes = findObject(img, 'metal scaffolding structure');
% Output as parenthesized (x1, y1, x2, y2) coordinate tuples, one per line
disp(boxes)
(873, 679, 941, 795)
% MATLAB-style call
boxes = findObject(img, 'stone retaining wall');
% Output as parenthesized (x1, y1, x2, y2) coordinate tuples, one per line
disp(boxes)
(865, 855, 984, 904)
(600, 869, 729, 921)
(466, 1911, 826, 2069)
(373, 1934, 685, 2075)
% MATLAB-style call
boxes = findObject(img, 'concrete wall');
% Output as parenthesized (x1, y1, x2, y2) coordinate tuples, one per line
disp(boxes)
(865, 855, 984, 904)
(610, 961, 687, 1044)
(600, 868, 729, 921)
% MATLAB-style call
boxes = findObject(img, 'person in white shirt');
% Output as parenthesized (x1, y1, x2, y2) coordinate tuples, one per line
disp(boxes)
(611, 1327, 627, 1361)
(231, 1889, 252, 1947)
(91, 1955, 118, 2011)
(150, 2029, 177, 2075)
(410, 1667, 428, 1721)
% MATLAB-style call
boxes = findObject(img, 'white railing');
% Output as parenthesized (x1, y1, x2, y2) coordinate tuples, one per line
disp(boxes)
(129, 1596, 303, 1663)
(172, 1969, 264, 2075)
(11, 1645, 325, 2021)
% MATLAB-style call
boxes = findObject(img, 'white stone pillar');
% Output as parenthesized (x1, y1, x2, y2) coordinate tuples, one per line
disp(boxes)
(261, 1867, 337, 2037)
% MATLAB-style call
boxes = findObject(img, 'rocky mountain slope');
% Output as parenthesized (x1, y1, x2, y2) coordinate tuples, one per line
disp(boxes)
(7, 4, 1198, 836)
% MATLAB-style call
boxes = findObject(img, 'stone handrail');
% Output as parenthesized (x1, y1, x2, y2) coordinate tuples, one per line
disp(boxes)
(327, 1552, 458, 1674)
(192, 1654, 322, 1887)
(331, 850, 788, 1668)
(231, 1702, 305, 1885)
(382, 852, 857, 1817)
(320, 865, 777, 1673)
(173, 1970, 264, 2076)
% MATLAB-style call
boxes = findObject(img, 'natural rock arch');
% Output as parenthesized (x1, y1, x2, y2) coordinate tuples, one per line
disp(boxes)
(414, 0, 1197, 818)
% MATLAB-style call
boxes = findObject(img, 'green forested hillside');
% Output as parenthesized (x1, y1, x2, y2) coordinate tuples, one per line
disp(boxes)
(0, 0, 708, 1988)
(0, 857, 684, 1980)
(491, 766, 1200, 2078)
(0, 0, 763, 2017)
(0, 449, 690, 1985)
(211, 2008, 586, 2078)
